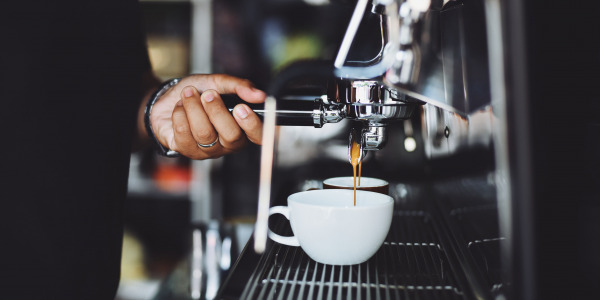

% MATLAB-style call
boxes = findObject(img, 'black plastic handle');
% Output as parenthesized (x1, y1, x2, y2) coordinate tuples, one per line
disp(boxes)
(221, 94, 319, 126)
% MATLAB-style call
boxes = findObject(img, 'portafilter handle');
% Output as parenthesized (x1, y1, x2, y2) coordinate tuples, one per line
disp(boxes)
(221, 94, 344, 127)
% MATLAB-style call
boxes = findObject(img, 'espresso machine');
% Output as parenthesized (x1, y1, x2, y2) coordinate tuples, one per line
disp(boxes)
(152, 0, 600, 299)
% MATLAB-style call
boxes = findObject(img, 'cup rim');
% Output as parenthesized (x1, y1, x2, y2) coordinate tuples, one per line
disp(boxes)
(323, 176, 389, 188)
(288, 189, 393, 209)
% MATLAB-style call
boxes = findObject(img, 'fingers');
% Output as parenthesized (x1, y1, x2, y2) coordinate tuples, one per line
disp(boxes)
(180, 87, 218, 148)
(151, 75, 266, 160)
(171, 99, 218, 160)
(233, 104, 263, 145)
(192, 75, 265, 146)
(171, 86, 254, 159)
(179, 74, 266, 104)
(196, 89, 248, 151)
(209, 74, 267, 104)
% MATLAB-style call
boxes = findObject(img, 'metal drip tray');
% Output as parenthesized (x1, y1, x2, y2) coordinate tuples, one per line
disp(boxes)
(449, 204, 505, 293)
(236, 212, 467, 300)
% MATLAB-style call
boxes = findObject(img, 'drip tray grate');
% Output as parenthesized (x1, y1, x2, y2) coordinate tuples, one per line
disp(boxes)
(241, 212, 466, 300)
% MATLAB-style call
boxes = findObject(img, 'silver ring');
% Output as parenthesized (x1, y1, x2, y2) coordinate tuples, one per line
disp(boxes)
(197, 136, 219, 148)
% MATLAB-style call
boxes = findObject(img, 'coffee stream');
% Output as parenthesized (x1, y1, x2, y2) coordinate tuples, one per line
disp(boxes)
(350, 138, 362, 206)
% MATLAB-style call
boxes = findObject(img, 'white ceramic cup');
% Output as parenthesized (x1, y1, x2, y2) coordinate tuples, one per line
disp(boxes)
(323, 176, 389, 195)
(268, 189, 394, 265)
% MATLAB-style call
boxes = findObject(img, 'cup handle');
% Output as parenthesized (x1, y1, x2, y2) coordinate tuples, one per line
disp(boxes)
(267, 206, 300, 247)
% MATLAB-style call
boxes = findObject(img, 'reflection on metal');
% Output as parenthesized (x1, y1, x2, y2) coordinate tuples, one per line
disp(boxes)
(421, 103, 493, 159)
(332, 80, 419, 152)
(385, 0, 431, 89)
(335, 0, 399, 80)
(334, 0, 370, 69)
(221, 236, 232, 271)
(188, 222, 233, 300)
(484, 0, 535, 297)
(484, 0, 512, 272)
(363, 125, 387, 150)
(467, 237, 506, 248)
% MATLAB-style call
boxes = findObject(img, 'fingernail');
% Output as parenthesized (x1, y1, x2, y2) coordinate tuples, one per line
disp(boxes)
(183, 87, 194, 98)
(251, 87, 264, 94)
(203, 91, 215, 102)
(252, 87, 266, 99)
(235, 105, 249, 119)
(176, 100, 183, 107)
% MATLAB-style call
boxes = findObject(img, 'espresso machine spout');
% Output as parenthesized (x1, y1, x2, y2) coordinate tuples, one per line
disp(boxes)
(363, 125, 387, 150)
(330, 79, 421, 151)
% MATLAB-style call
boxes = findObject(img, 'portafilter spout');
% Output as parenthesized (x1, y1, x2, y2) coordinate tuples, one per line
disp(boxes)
(331, 79, 421, 150)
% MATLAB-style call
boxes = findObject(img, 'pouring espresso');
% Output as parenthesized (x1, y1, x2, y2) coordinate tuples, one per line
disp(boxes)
(349, 128, 365, 206)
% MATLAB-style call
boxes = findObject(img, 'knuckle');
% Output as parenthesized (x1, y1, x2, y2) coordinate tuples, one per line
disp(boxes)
(221, 128, 242, 142)
(225, 135, 248, 150)
(232, 134, 247, 145)
(194, 130, 214, 142)
(210, 74, 222, 86)
(174, 124, 189, 135)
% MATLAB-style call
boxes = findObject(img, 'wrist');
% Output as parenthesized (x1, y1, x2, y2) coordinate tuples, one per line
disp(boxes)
(144, 77, 182, 157)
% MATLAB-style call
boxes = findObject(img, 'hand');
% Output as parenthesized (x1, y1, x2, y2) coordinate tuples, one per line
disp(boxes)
(150, 74, 266, 159)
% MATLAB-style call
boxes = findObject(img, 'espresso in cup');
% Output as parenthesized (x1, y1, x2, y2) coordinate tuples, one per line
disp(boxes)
(323, 176, 389, 195)
(268, 189, 393, 265)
